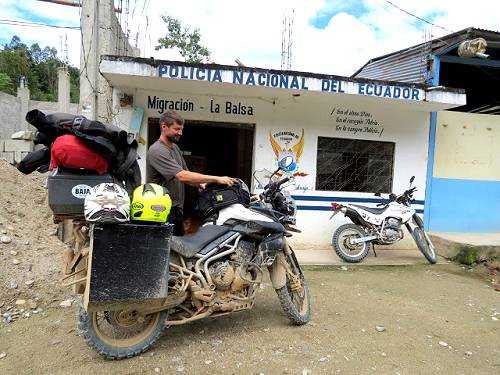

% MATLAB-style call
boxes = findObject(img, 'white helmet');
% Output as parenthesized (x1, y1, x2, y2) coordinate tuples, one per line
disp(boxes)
(84, 183, 130, 223)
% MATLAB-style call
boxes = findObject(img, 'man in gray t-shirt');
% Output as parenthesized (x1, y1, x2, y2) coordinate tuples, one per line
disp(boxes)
(146, 110, 235, 235)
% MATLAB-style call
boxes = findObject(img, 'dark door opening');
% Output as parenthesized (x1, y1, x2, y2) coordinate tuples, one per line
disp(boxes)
(147, 118, 254, 217)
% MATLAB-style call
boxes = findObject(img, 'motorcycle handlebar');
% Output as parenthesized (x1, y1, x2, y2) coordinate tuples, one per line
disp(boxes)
(379, 186, 417, 205)
(264, 176, 291, 191)
(277, 176, 291, 187)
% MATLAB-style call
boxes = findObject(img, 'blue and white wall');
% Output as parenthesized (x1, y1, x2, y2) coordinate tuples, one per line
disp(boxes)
(125, 89, 432, 248)
(101, 58, 465, 247)
(426, 111, 500, 232)
(251, 97, 431, 248)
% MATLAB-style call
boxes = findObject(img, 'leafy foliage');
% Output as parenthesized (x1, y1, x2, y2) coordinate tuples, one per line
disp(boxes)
(0, 72, 14, 93)
(0, 36, 79, 103)
(156, 15, 210, 63)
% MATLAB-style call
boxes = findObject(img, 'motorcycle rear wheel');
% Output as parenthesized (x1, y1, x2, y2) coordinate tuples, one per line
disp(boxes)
(412, 227, 437, 264)
(275, 252, 311, 325)
(78, 306, 167, 359)
(332, 224, 370, 263)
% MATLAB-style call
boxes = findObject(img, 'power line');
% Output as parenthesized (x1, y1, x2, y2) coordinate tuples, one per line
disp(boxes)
(381, 0, 454, 33)
(374, 1, 454, 48)
(0, 19, 79, 30)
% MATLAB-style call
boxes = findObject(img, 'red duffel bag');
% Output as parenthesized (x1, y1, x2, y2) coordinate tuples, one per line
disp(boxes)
(50, 134, 108, 175)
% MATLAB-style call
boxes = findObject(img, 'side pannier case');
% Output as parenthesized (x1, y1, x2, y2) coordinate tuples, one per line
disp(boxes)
(47, 167, 113, 222)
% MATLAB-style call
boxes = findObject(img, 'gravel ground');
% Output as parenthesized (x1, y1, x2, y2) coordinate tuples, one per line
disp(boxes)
(1, 263, 499, 375)
(1, 160, 499, 374)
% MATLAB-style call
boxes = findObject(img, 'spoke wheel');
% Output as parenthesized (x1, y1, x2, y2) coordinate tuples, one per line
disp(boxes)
(275, 252, 311, 325)
(79, 306, 167, 359)
(412, 227, 437, 264)
(332, 224, 370, 263)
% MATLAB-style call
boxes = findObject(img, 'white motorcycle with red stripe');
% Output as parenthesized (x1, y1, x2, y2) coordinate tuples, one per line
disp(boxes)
(330, 176, 436, 264)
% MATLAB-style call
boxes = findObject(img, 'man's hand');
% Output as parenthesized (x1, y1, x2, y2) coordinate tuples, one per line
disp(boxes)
(216, 176, 236, 186)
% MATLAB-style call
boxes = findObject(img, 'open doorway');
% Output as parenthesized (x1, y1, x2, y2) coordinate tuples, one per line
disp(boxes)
(147, 118, 255, 225)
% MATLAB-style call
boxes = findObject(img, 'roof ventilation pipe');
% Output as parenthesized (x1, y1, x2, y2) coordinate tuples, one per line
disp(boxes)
(458, 38, 489, 59)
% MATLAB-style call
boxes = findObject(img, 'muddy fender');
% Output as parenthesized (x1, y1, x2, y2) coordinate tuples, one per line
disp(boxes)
(269, 252, 287, 290)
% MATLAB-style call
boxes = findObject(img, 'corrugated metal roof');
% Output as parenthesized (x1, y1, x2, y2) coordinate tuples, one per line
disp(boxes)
(353, 27, 500, 83)
(354, 43, 431, 83)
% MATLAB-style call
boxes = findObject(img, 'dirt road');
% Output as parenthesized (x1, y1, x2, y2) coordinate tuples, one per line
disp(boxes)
(1, 264, 499, 375)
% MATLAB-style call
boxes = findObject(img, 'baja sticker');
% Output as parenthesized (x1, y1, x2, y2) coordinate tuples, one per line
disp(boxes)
(71, 184, 93, 199)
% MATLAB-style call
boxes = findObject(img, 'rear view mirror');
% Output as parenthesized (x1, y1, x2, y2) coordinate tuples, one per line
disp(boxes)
(410, 176, 415, 184)
(278, 156, 293, 170)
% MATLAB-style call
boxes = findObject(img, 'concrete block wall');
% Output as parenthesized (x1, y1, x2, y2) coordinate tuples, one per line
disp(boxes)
(1, 139, 33, 164)
(0, 92, 21, 139)
(4, 139, 33, 152)
(0, 87, 78, 165)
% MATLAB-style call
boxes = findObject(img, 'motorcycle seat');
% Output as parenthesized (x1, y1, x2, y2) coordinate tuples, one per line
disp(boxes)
(171, 225, 232, 258)
(351, 204, 388, 215)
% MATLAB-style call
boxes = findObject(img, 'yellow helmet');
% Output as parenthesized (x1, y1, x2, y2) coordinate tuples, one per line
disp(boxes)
(131, 183, 172, 223)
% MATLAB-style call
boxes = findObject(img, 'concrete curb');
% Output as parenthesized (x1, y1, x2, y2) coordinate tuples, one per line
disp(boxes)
(294, 249, 447, 267)
(429, 234, 500, 265)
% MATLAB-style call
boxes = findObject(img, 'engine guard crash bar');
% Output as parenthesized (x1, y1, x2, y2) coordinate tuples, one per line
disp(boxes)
(349, 235, 378, 245)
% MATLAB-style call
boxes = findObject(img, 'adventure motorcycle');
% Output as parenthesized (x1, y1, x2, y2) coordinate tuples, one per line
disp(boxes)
(66, 156, 310, 359)
(329, 176, 436, 264)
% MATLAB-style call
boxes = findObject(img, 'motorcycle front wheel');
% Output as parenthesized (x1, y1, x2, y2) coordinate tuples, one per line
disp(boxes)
(78, 306, 167, 359)
(275, 251, 311, 325)
(412, 227, 437, 264)
(332, 224, 370, 263)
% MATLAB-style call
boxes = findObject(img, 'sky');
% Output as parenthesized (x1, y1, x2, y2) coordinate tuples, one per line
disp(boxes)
(0, 0, 499, 77)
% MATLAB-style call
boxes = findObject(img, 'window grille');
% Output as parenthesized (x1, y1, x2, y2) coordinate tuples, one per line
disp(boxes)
(316, 137, 395, 193)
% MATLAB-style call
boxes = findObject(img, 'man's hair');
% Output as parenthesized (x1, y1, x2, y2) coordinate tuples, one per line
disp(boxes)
(160, 110, 185, 127)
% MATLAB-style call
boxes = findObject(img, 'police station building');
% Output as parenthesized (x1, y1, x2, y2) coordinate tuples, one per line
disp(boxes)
(99, 56, 465, 248)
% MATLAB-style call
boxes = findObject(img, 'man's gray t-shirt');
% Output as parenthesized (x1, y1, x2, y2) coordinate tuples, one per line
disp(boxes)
(146, 140, 188, 210)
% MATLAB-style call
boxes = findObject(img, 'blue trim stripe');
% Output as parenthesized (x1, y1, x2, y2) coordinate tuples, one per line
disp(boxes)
(423, 54, 441, 231)
(292, 195, 424, 205)
(297, 205, 424, 214)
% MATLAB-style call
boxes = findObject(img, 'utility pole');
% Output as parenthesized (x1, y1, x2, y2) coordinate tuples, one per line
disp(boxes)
(37, 0, 133, 121)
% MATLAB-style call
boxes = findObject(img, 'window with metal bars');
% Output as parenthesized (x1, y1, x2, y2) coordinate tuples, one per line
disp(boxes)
(316, 137, 395, 193)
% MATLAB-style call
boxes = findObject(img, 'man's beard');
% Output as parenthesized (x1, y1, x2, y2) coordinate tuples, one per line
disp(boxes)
(167, 135, 180, 143)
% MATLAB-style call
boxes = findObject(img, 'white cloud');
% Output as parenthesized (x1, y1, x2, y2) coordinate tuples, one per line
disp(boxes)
(0, 0, 81, 66)
(0, 0, 499, 76)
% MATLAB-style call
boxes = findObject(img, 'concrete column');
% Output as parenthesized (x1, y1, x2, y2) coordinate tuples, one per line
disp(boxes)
(57, 66, 70, 113)
(79, 0, 137, 122)
(17, 76, 30, 131)
(79, 0, 99, 120)
(96, 0, 117, 122)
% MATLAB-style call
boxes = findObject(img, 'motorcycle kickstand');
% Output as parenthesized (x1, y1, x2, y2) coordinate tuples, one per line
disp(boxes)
(372, 244, 377, 257)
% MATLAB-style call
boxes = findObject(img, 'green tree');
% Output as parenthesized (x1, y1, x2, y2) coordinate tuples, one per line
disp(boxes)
(68, 66, 80, 103)
(156, 15, 210, 63)
(0, 35, 80, 103)
(0, 72, 14, 93)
